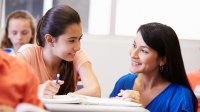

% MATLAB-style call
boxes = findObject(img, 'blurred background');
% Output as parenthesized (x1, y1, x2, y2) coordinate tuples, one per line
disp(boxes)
(0, 0, 200, 97)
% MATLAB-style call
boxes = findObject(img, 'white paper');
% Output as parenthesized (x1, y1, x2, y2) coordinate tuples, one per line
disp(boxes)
(40, 93, 142, 107)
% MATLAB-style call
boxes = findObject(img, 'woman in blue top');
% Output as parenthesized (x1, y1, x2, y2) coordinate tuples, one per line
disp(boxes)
(110, 22, 197, 112)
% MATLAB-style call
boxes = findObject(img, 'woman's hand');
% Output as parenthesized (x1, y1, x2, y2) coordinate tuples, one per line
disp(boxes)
(38, 80, 64, 98)
(117, 90, 140, 103)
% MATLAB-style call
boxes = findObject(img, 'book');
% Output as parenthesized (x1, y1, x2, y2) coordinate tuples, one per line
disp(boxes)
(40, 93, 142, 107)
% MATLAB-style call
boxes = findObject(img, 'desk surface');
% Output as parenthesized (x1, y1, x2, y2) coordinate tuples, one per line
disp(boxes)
(45, 104, 149, 112)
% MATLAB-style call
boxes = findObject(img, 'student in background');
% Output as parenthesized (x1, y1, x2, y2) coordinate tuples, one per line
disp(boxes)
(188, 68, 200, 90)
(0, 49, 44, 110)
(188, 67, 200, 112)
(0, 10, 35, 53)
(110, 22, 197, 112)
(16, 5, 101, 98)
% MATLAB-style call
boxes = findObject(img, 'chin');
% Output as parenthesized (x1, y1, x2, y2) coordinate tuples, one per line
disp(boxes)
(130, 68, 140, 74)
(65, 57, 74, 61)
(130, 71, 139, 74)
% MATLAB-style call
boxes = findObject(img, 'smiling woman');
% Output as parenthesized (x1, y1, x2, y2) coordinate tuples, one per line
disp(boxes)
(16, 5, 101, 98)
(110, 22, 197, 112)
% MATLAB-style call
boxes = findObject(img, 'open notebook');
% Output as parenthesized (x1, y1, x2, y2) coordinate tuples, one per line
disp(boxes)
(40, 93, 142, 107)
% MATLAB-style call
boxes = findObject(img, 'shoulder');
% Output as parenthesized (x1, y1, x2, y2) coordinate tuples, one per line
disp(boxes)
(0, 49, 25, 66)
(109, 73, 137, 97)
(0, 50, 37, 79)
(17, 44, 39, 53)
(179, 84, 193, 94)
(168, 83, 195, 111)
(114, 73, 138, 88)
(169, 83, 193, 96)
(118, 73, 138, 82)
(16, 44, 42, 61)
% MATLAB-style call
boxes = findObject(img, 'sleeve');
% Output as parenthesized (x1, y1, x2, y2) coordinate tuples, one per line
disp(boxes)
(74, 50, 90, 71)
(109, 77, 124, 97)
(22, 64, 44, 108)
(109, 74, 135, 97)
(169, 87, 195, 112)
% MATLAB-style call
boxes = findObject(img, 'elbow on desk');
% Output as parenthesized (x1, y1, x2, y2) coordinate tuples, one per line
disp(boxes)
(94, 85, 101, 97)
(87, 84, 101, 97)
(88, 84, 101, 97)
(75, 83, 101, 97)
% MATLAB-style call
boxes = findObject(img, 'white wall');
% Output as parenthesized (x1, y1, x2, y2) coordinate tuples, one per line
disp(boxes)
(81, 35, 200, 97)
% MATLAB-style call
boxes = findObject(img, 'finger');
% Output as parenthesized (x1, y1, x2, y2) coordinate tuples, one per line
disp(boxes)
(121, 91, 131, 98)
(117, 92, 122, 97)
(117, 89, 124, 96)
(45, 85, 59, 94)
(58, 80, 64, 85)
(52, 80, 64, 85)
(50, 82, 61, 90)
(45, 82, 60, 94)
(122, 97, 132, 101)
(122, 96, 140, 103)
(51, 80, 64, 90)
(43, 88, 56, 95)
(131, 98, 140, 103)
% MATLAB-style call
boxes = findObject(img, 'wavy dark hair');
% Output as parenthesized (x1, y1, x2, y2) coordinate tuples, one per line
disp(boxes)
(36, 5, 81, 94)
(1, 10, 35, 49)
(137, 22, 197, 111)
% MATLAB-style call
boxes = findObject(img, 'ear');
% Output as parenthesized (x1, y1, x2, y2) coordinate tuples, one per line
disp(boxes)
(44, 34, 55, 47)
(159, 56, 166, 66)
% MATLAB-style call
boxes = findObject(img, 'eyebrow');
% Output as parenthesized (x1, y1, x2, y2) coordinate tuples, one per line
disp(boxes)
(68, 34, 83, 39)
(140, 46, 149, 49)
(133, 41, 149, 49)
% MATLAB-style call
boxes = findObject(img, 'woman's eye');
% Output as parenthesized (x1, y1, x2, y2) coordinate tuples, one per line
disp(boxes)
(69, 40, 75, 43)
(12, 31, 17, 35)
(141, 49, 148, 53)
(22, 31, 28, 35)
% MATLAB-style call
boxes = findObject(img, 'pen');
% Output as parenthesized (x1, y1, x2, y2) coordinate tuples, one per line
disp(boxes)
(56, 74, 60, 84)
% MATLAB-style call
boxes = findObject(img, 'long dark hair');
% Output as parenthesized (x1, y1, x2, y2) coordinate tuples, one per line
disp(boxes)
(137, 22, 197, 111)
(1, 10, 35, 48)
(36, 5, 81, 94)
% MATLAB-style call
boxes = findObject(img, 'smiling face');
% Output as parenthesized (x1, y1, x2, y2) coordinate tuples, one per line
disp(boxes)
(130, 32, 163, 75)
(8, 18, 33, 51)
(52, 23, 82, 61)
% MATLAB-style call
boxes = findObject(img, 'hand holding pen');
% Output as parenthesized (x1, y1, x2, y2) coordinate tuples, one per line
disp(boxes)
(38, 74, 64, 99)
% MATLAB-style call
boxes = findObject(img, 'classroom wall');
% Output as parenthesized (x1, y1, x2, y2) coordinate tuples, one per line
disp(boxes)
(81, 35, 200, 97)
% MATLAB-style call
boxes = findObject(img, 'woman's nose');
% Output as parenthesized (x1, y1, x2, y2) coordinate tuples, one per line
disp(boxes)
(74, 41, 80, 51)
(130, 48, 139, 59)
(16, 33, 23, 40)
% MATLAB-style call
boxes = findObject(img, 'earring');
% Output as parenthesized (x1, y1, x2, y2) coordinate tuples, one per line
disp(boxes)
(159, 66, 164, 73)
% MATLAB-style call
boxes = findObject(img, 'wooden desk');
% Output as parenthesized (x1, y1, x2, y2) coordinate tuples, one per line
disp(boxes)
(45, 104, 149, 112)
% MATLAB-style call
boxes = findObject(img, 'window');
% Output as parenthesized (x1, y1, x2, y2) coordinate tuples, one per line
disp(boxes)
(5, 0, 43, 21)
(115, 0, 200, 39)
(53, 0, 90, 33)
(1, 0, 200, 40)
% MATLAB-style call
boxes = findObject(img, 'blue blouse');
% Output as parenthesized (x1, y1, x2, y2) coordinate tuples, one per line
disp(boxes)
(110, 73, 195, 112)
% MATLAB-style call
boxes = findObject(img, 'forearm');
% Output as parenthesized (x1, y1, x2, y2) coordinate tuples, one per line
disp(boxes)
(77, 62, 101, 97)
(74, 84, 101, 97)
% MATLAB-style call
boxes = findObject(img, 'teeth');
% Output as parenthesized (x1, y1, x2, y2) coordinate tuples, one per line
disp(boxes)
(132, 62, 140, 66)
